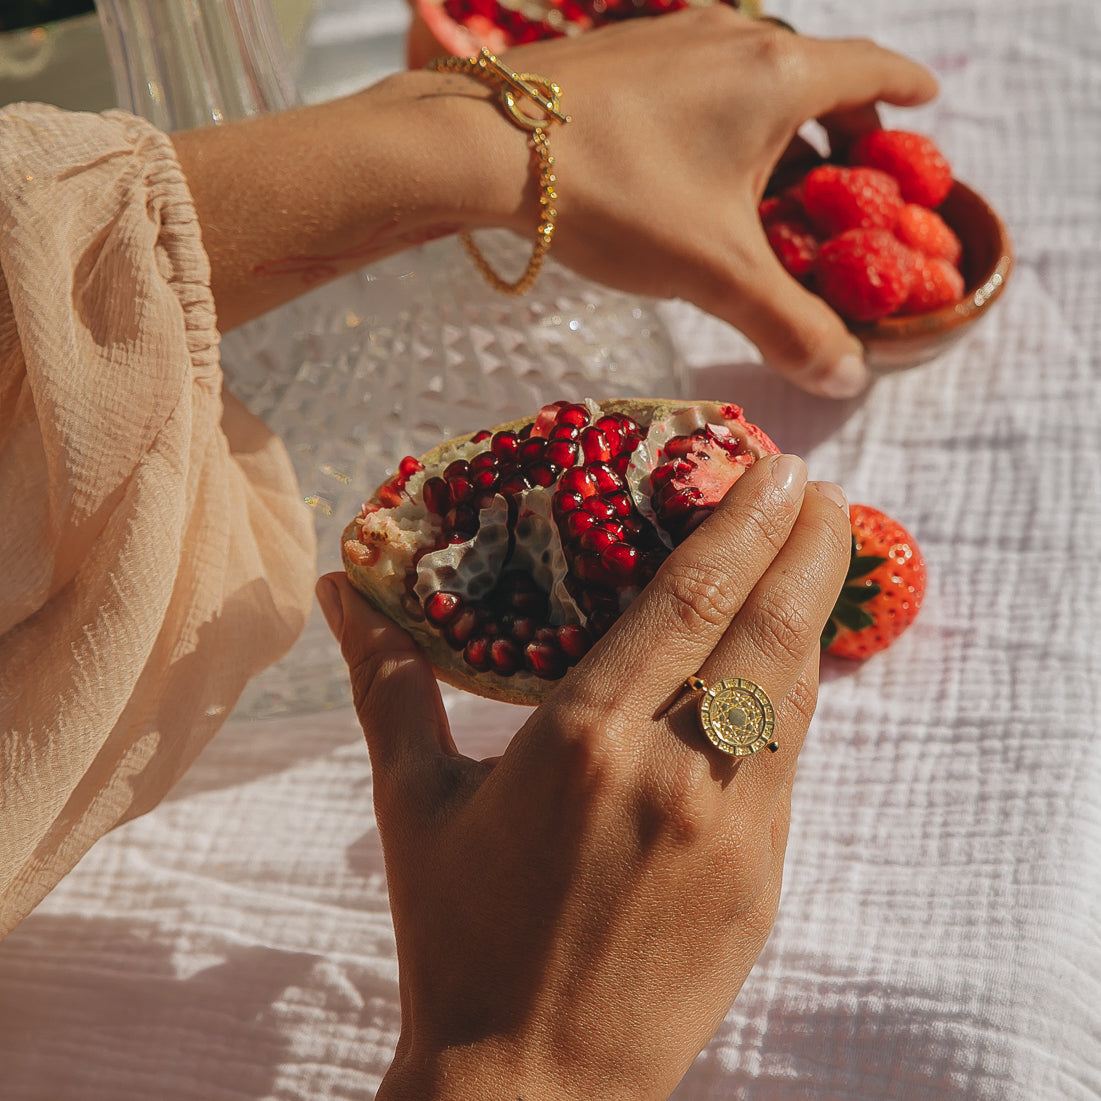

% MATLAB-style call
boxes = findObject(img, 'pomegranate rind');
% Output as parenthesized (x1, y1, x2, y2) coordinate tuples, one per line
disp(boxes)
(342, 398, 779, 705)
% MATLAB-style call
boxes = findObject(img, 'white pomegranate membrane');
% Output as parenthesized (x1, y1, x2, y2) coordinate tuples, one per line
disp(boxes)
(345, 399, 778, 687)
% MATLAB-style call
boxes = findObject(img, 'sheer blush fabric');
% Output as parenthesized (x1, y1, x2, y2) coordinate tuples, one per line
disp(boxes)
(0, 104, 316, 938)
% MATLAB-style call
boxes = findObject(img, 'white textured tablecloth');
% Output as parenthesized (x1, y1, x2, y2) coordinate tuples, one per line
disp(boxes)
(2, 1, 1099, 1097)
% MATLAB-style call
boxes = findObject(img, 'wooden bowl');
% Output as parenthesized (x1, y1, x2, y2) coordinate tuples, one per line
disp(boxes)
(852, 180, 1013, 373)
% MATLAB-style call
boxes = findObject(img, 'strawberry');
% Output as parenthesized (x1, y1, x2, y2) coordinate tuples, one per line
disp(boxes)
(802, 165, 904, 237)
(813, 228, 918, 324)
(850, 129, 953, 208)
(765, 219, 820, 281)
(898, 256, 965, 315)
(895, 203, 962, 264)
(822, 504, 926, 660)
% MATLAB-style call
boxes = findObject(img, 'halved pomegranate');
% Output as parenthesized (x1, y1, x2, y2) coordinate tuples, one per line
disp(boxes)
(342, 397, 779, 704)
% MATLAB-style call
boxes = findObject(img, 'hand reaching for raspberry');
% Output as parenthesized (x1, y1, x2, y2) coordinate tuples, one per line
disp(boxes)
(316, 455, 852, 1099)
(502, 11, 938, 395)
(173, 7, 937, 396)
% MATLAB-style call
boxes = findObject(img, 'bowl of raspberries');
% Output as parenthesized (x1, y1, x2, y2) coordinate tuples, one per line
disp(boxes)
(761, 129, 1013, 372)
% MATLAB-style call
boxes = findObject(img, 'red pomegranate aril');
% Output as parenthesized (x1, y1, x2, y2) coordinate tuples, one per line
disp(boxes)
(605, 489, 633, 516)
(587, 461, 621, 494)
(424, 590, 463, 626)
(525, 640, 567, 679)
(663, 435, 697, 459)
(526, 460, 561, 488)
(518, 437, 547, 464)
(611, 454, 631, 476)
(444, 459, 470, 480)
(559, 467, 599, 498)
(594, 415, 625, 454)
(469, 451, 498, 473)
(472, 466, 501, 493)
(470, 429, 492, 443)
(580, 427, 612, 463)
(502, 613, 537, 643)
(573, 552, 606, 584)
(582, 496, 617, 520)
(489, 637, 523, 675)
(565, 510, 599, 538)
(549, 422, 581, 441)
(399, 456, 424, 479)
(422, 476, 451, 516)
(464, 635, 492, 672)
(447, 474, 474, 504)
(651, 458, 693, 489)
(498, 470, 532, 496)
(531, 400, 569, 438)
(545, 439, 581, 467)
(445, 607, 481, 648)
(491, 430, 520, 460)
(557, 403, 591, 428)
(601, 541, 640, 581)
(556, 624, 592, 660)
(579, 526, 618, 554)
(554, 489, 585, 514)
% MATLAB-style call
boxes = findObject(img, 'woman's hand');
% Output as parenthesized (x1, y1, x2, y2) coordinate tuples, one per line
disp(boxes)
(174, 8, 935, 396)
(316, 453, 851, 1099)
(503, 9, 938, 396)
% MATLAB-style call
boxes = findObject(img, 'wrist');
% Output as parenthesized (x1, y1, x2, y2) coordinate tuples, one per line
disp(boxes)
(374, 1030, 665, 1101)
(358, 67, 536, 240)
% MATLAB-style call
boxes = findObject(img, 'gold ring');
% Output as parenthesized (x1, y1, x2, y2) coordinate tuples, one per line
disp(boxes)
(683, 675, 779, 757)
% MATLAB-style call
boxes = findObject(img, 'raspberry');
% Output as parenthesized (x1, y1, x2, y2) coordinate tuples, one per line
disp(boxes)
(758, 186, 806, 227)
(802, 165, 904, 237)
(765, 219, 819, 281)
(898, 256, 965, 315)
(894, 203, 962, 265)
(814, 228, 919, 323)
(850, 129, 953, 208)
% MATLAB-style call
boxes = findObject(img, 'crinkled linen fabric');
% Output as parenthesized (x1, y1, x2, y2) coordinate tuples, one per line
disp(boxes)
(0, 104, 316, 938)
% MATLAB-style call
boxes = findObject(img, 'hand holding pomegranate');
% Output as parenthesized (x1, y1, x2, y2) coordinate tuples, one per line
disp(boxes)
(315, 454, 851, 1099)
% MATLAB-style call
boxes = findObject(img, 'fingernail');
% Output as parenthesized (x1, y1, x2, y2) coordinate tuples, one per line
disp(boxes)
(315, 577, 344, 640)
(817, 350, 869, 400)
(812, 480, 848, 510)
(771, 454, 808, 500)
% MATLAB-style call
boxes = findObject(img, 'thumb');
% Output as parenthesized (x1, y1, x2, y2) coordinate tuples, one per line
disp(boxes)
(718, 226, 870, 400)
(315, 573, 457, 779)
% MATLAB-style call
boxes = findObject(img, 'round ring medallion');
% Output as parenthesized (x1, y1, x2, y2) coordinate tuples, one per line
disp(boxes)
(698, 677, 778, 757)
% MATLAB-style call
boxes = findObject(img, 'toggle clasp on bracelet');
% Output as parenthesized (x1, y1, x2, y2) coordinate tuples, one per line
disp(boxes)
(474, 47, 572, 130)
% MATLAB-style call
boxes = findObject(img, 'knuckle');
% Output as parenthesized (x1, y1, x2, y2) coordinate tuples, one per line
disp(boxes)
(661, 560, 741, 634)
(734, 495, 795, 557)
(809, 501, 854, 570)
(786, 672, 819, 729)
(744, 587, 816, 660)
(634, 756, 715, 851)
(748, 22, 805, 80)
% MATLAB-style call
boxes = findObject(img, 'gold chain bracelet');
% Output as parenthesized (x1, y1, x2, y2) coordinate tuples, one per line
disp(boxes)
(427, 48, 570, 295)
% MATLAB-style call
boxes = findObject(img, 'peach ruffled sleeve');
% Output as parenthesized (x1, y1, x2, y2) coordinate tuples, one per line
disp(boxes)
(0, 104, 316, 937)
